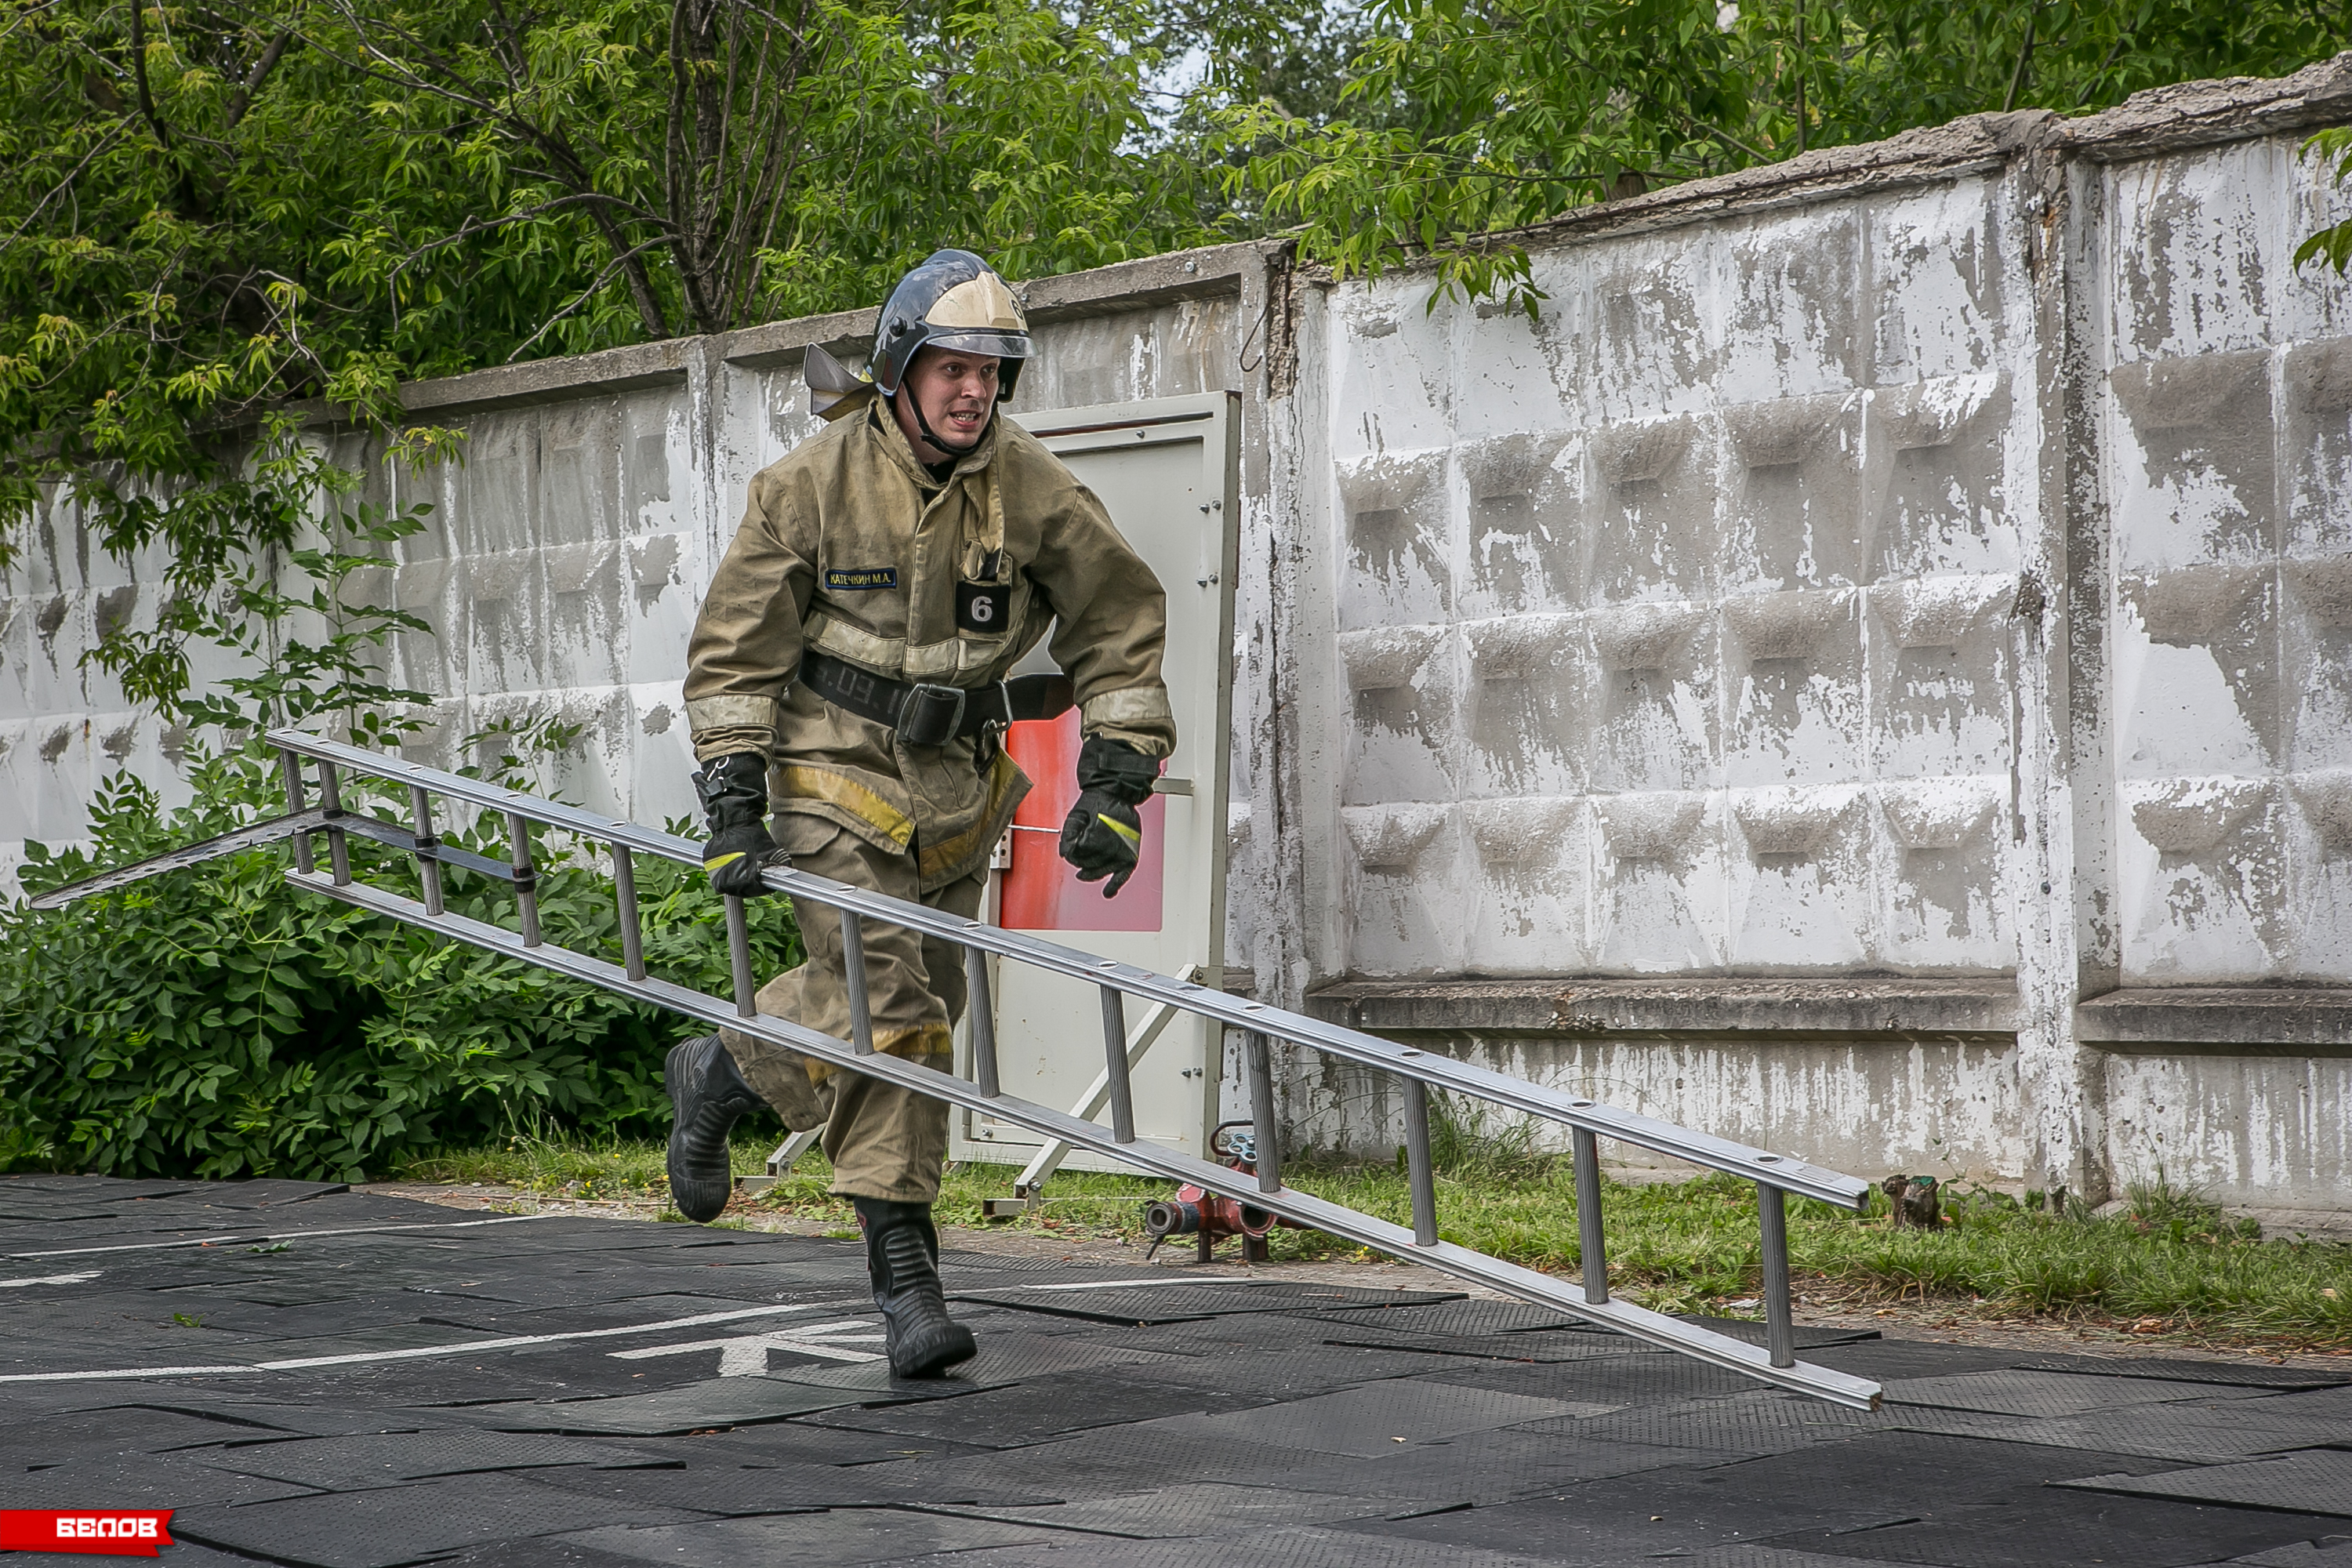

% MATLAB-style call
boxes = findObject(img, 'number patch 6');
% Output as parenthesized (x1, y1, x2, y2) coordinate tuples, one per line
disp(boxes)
(956, 581, 1010, 633)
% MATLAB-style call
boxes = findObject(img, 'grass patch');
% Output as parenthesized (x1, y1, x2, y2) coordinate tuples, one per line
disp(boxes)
(397, 1131, 1168, 1236)
(401, 1134, 681, 1202)
(398, 1129, 2352, 1352)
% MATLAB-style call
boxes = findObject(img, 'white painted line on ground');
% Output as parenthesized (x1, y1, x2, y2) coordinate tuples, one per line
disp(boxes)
(8, 1212, 558, 1260)
(1008, 1277, 1279, 1293)
(609, 1319, 887, 1374)
(0, 1271, 101, 1288)
(0, 1299, 854, 1383)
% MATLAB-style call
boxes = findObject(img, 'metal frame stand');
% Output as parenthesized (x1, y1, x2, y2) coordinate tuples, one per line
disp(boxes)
(979, 966, 1204, 1217)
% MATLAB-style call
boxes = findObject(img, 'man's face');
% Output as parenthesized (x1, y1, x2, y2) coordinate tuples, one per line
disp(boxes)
(895, 346, 1002, 457)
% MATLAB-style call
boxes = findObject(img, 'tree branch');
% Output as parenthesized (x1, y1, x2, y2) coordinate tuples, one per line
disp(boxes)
(504, 235, 671, 362)
(0, 125, 133, 260)
(0, 0, 71, 48)
(2076, 30, 2129, 108)
(299, 5, 674, 337)
(125, 0, 173, 150)
(224, 27, 295, 129)
(2005, 0, 2047, 114)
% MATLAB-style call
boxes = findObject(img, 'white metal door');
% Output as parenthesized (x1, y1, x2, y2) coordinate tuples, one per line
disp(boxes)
(950, 393, 1240, 1171)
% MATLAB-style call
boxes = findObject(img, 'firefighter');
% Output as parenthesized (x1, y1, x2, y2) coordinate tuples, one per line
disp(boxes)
(665, 249, 1174, 1378)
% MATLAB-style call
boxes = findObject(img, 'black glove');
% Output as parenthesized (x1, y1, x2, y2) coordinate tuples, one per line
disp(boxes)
(1058, 735, 1158, 898)
(694, 752, 787, 898)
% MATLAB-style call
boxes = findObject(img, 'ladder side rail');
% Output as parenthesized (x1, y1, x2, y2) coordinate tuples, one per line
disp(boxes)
(282, 863, 1882, 1411)
(263, 731, 1867, 1210)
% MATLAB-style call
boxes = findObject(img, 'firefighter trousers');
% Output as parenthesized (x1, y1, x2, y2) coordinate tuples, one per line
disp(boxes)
(718, 818, 984, 1203)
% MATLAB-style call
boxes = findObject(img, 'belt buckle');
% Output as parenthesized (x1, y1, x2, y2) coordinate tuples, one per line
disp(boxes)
(978, 680, 1013, 742)
(899, 683, 967, 747)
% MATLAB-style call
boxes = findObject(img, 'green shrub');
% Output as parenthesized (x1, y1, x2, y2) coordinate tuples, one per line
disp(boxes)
(1, 740, 799, 1181)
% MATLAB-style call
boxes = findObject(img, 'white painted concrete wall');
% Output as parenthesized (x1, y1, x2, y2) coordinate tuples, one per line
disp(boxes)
(1298, 173, 2041, 984)
(1250, 62, 2352, 1208)
(11, 59, 2352, 1207)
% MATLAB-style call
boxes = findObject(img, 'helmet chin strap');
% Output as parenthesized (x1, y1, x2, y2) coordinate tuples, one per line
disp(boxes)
(896, 387, 989, 459)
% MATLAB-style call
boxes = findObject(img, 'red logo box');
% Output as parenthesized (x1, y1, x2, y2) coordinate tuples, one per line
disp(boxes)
(0, 1511, 176, 1556)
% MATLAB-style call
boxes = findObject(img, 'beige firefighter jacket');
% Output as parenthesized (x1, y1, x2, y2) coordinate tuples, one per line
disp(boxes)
(684, 401, 1175, 892)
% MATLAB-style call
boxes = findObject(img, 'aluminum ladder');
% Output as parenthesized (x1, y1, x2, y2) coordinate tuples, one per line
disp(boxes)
(33, 729, 1883, 1410)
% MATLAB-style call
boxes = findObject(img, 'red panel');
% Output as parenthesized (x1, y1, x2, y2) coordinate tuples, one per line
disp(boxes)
(999, 710, 1164, 931)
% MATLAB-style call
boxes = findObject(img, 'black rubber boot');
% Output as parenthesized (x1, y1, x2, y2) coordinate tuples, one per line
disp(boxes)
(664, 1034, 761, 1223)
(853, 1197, 977, 1377)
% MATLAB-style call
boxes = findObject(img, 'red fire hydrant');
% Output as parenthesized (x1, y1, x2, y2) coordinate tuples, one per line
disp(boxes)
(1142, 1122, 1295, 1263)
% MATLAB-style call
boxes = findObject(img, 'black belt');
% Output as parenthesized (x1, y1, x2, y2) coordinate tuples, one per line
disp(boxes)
(799, 650, 1076, 746)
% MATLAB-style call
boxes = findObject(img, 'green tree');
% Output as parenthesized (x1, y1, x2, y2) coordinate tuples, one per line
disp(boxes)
(0, 0, 1214, 632)
(1218, 0, 2352, 310)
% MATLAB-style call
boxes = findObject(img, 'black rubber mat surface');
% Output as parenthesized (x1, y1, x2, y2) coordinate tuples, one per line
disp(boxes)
(929, 1328, 1192, 1382)
(948, 1280, 1461, 1324)
(1144, 1376, 1588, 1457)
(5, 1176, 2343, 1568)
(1679, 1316, 1884, 1348)
(2054, 1450, 2352, 1517)
(765, 1357, 1017, 1403)
(1421, 1349, 1760, 1404)
(2228, 1538, 2352, 1566)
(1799, 1338, 2033, 1378)
(1365, 1431, 2114, 1559)
(1777, 1494, 2352, 1568)
(1966, 1402, 2352, 1464)
(524, 1456, 1063, 1510)
(192, 1429, 657, 1486)
(857, 1521, 1577, 1568)
(1882, 1369, 2278, 1418)
(2009, 1356, 2352, 1391)
(454, 1375, 878, 1433)
(1318, 1327, 1646, 1363)
(1512, 1388, 1883, 1457)
(1304, 1299, 1593, 1337)
(1093, 1310, 1348, 1352)
(972, 1479, 1406, 1537)
(802, 1369, 1269, 1446)
(1343, 1477, 1919, 1560)
(909, 1422, 1367, 1503)
(1276, 1425, 1702, 1503)
(556, 1509, 1069, 1566)
(1678, 1548, 1930, 1568)
(2243, 1382, 2352, 1419)
(0, 1542, 270, 1568)
(393, 1541, 659, 1568)
(0, 1452, 318, 1511)
(170, 1472, 713, 1568)
(1081, 1342, 1465, 1394)
(0, 1404, 311, 1459)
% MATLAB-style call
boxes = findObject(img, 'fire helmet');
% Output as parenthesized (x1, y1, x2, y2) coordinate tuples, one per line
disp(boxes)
(869, 249, 1032, 402)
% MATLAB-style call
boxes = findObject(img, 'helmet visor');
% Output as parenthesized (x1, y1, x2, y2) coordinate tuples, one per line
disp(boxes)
(921, 328, 1032, 362)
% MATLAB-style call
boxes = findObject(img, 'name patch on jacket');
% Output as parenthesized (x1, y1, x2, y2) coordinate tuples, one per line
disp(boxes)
(826, 567, 898, 591)
(956, 581, 1011, 632)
